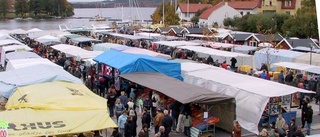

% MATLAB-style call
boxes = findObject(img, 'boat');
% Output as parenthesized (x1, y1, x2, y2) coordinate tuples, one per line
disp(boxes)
(89, 16, 106, 21)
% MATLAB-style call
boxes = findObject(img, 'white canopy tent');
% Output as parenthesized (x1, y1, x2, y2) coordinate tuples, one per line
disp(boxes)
(178, 46, 254, 67)
(0, 39, 24, 46)
(109, 33, 152, 40)
(258, 42, 273, 47)
(0, 33, 14, 40)
(209, 42, 242, 49)
(6, 58, 62, 71)
(71, 37, 101, 44)
(254, 48, 305, 69)
(293, 53, 320, 66)
(93, 43, 126, 51)
(51, 44, 102, 60)
(182, 66, 314, 134)
(35, 35, 61, 45)
(27, 28, 42, 33)
(152, 41, 200, 48)
(181, 62, 224, 78)
(135, 32, 161, 38)
(233, 46, 257, 54)
(10, 29, 26, 35)
(121, 47, 171, 59)
(271, 62, 320, 74)
(6, 51, 41, 61)
(27, 30, 70, 39)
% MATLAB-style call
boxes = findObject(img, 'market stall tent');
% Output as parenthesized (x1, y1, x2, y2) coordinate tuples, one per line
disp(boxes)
(178, 46, 254, 67)
(271, 62, 320, 74)
(293, 52, 320, 66)
(233, 45, 257, 54)
(0, 65, 82, 98)
(183, 68, 313, 134)
(152, 41, 200, 47)
(2, 81, 117, 136)
(5, 51, 41, 61)
(254, 48, 305, 69)
(35, 35, 61, 45)
(121, 47, 171, 59)
(93, 43, 127, 51)
(93, 50, 182, 80)
(51, 44, 103, 60)
(6, 58, 62, 71)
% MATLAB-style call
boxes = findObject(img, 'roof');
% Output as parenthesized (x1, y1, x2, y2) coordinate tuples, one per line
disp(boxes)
(182, 28, 212, 34)
(285, 38, 319, 49)
(253, 34, 283, 42)
(170, 27, 184, 34)
(228, 1, 259, 10)
(155, 27, 174, 33)
(233, 33, 252, 41)
(120, 72, 232, 104)
(200, 2, 225, 19)
(178, 3, 212, 13)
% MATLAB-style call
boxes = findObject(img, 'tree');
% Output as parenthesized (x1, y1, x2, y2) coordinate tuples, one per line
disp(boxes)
(0, 0, 9, 18)
(28, 0, 42, 16)
(15, 0, 29, 18)
(151, 2, 180, 25)
(282, 0, 317, 38)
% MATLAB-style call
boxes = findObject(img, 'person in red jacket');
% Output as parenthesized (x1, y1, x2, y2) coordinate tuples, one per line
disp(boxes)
(221, 61, 228, 70)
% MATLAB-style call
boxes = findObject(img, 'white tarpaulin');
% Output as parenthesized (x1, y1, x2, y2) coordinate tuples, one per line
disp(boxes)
(254, 48, 305, 69)
(178, 46, 254, 67)
(271, 62, 320, 74)
(6, 51, 41, 61)
(35, 35, 61, 45)
(233, 45, 257, 54)
(10, 29, 26, 34)
(181, 62, 224, 78)
(0, 39, 24, 46)
(6, 58, 62, 71)
(52, 44, 102, 60)
(293, 53, 320, 66)
(121, 48, 171, 59)
(153, 41, 200, 47)
(27, 28, 42, 33)
(93, 43, 127, 51)
(183, 67, 314, 134)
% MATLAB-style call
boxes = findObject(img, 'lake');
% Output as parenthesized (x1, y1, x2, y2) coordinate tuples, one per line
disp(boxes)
(0, 7, 156, 30)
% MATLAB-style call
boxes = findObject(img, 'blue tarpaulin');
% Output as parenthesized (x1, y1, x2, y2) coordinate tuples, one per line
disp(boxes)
(93, 50, 182, 80)
(0, 65, 82, 98)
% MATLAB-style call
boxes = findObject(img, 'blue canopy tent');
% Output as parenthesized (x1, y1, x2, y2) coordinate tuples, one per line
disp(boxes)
(93, 50, 182, 80)
(0, 65, 82, 98)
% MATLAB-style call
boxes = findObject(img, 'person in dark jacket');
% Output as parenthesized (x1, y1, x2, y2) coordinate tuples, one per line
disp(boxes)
(285, 71, 294, 85)
(141, 107, 151, 128)
(293, 126, 305, 137)
(287, 118, 297, 137)
(305, 104, 313, 135)
(124, 116, 134, 137)
(300, 97, 310, 128)
(169, 101, 181, 130)
(278, 70, 285, 84)
(111, 128, 122, 137)
(161, 110, 173, 137)
(206, 55, 213, 65)
(143, 97, 152, 111)
(107, 89, 117, 117)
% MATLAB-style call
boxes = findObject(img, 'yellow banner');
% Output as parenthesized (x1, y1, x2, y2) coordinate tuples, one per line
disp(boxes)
(6, 81, 107, 110)
(0, 108, 117, 137)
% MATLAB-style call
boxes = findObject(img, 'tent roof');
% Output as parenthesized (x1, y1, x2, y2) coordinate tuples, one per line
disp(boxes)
(120, 72, 232, 104)
(5, 51, 41, 61)
(179, 46, 251, 58)
(2, 45, 32, 52)
(93, 50, 182, 80)
(93, 43, 127, 51)
(10, 29, 26, 34)
(52, 44, 102, 59)
(71, 36, 101, 43)
(0, 65, 82, 98)
(271, 62, 320, 74)
(6, 58, 62, 71)
(109, 33, 153, 40)
(293, 52, 320, 66)
(27, 28, 42, 33)
(35, 35, 61, 45)
(153, 41, 199, 47)
(121, 47, 171, 59)
(0, 39, 23, 46)
(233, 45, 257, 53)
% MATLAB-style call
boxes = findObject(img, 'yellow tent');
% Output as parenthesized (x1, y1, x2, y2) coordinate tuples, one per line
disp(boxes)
(3, 81, 117, 137)
(0, 108, 117, 137)
(6, 81, 107, 110)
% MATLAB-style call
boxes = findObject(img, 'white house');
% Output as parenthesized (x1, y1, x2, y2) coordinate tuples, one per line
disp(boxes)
(228, 1, 259, 16)
(176, 3, 212, 21)
(199, 2, 241, 27)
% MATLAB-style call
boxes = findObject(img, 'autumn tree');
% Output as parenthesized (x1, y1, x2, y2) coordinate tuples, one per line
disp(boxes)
(282, 0, 317, 38)
(191, 7, 208, 24)
(151, 2, 180, 25)
(0, 0, 9, 18)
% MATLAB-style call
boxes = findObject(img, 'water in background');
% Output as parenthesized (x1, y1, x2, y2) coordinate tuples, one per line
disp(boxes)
(0, 7, 156, 30)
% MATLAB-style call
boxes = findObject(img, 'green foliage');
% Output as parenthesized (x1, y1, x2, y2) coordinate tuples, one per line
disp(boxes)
(15, 0, 28, 18)
(191, 16, 199, 24)
(151, 2, 180, 25)
(282, 0, 317, 38)
(0, 0, 9, 18)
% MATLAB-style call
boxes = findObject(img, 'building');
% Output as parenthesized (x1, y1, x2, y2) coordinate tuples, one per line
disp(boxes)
(176, 3, 212, 22)
(245, 33, 283, 46)
(276, 38, 320, 50)
(199, 2, 241, 27)
(257, 0, 302, 15)
(222, 32, 252, 45)
(154, 27, 177, 35)
(228, 0, 259, 16)
(168, 27, 184, 36)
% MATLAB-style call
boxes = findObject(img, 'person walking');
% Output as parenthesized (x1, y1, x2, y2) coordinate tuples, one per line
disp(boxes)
(305, 104, 313, 135)
(161, 110, 173, 137)
(115, 99, 126, 121)
(129, 110, 138, 137)
(107, 89, 117, 117)
(154, 108, 164, 134)
(138, 124, 149, 137)
(118, 110, 128, 137)
(287, 118, 297, 137)
(183, 113, 192, 137)
(141, 107, 151, 128)
(124, 116, 134, 137)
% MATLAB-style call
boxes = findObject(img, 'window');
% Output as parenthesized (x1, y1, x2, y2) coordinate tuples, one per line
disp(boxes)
(185, 13, 188, 17)
(240, 11, 243, 16)
(249, 41, 258, 47)
(247, 12, 250, 15)
(262, 0, 265, 6)
(286, 11, 291, 15)
(285, 0, 291, 7)
(269, 0, 272, 6)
